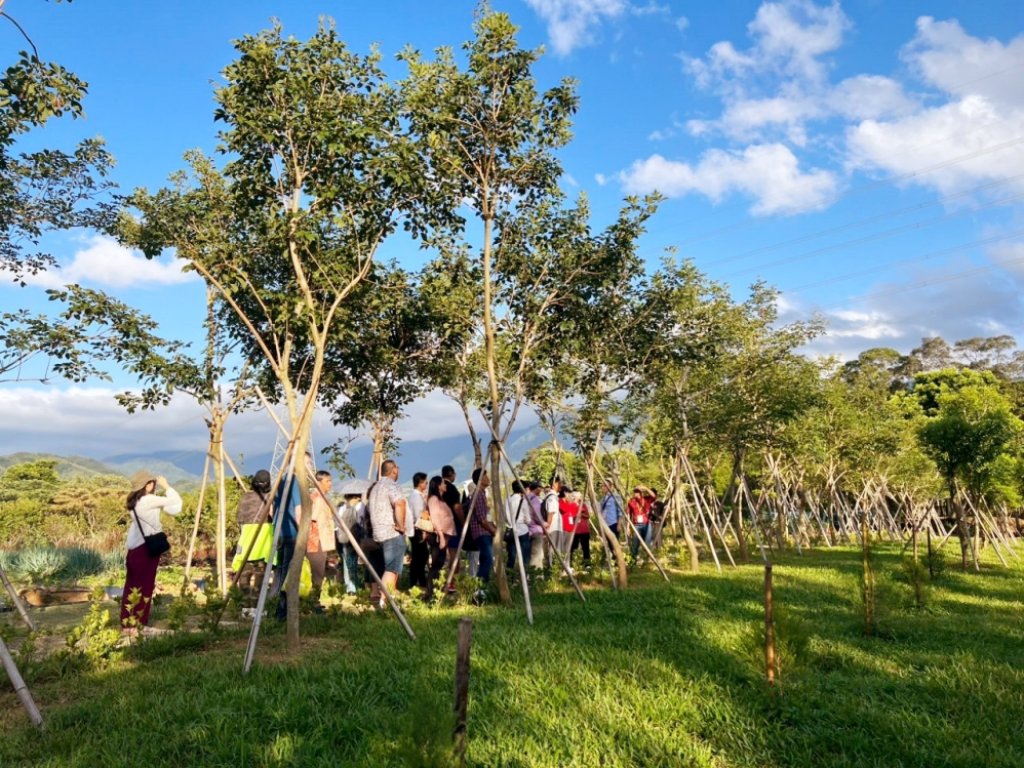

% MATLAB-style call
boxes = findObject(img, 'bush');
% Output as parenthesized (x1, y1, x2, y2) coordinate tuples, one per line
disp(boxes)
(62, 547, 106, 580)
(14, 547, 66, 583)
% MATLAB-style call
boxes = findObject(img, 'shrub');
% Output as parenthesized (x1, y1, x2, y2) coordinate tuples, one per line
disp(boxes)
(15, 547, 67, 584)
(62, 547, 105, 580)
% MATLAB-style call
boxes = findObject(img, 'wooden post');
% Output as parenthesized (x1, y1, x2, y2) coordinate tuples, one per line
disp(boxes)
(0, 636, 43, 729)
(183, 452, 212, 587)
(453, 617, 473, 766)
(764, 563, 776, 688)
(0, 563, 35, 631)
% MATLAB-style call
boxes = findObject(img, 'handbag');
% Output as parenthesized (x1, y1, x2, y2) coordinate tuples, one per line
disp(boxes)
(132, 507, 170, 557)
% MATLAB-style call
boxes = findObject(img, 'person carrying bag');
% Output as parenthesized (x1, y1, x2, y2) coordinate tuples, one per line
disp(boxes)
(120, 471, 182, 631)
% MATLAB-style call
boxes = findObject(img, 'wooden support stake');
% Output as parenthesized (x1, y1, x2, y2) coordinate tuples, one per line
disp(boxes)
(0, 636, 43, 729)
(453, 617, 473, 766)
(0, 564, 34, 632)
(764, 563, 776, 688)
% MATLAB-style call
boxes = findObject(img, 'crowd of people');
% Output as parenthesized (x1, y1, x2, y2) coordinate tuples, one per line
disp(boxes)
(119, 458, 668, 629)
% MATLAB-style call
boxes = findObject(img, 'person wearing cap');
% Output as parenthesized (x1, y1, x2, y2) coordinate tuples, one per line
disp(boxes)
(121, 470, 183, 630)
(232, 469, 273, 599)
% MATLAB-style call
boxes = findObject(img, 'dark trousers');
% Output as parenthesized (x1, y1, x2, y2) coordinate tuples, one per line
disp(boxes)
(506, 533, 532, 570)
(571, 532, 591, 565)
(121, 544, 160, 627)
(410, 533, 431, 588)
(307, 550, 327, 600)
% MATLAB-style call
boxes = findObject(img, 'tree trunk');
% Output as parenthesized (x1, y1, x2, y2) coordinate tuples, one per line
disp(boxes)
(585, 452, 627, 587)
(215, 424, 228, 596)
(724, 450, 750, 563)
(284, 386, 320, 652)
(480, 212, 511, 605)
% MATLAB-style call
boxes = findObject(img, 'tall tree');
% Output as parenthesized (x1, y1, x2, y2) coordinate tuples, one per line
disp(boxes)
(122, 23, 429, 649)
(400, 8, 577, 603)
(900, 368, 1023, 569)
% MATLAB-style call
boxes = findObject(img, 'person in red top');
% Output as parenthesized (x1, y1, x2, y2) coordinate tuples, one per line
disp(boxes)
(568, 491, 592, 569)
(557, 487, 578, 566)
(627, 486, 652, 561)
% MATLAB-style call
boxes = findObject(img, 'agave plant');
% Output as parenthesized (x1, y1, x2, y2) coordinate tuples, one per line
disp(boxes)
(61, 547, 105, 580)
(14, 547, 67, 584)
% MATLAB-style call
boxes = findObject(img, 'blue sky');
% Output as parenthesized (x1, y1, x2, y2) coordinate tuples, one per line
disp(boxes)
(2, 0, 1023, 462)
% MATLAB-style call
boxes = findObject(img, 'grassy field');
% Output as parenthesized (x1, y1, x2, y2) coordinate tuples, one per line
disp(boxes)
(1, 542, 1022, 767)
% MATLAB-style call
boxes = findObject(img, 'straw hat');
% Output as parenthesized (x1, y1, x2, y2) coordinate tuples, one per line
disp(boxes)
(130, 470, 155, 493)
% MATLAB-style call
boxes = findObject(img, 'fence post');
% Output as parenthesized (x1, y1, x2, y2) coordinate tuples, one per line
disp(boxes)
(764, 563, 776, 687)
(453, 617, 473, 765)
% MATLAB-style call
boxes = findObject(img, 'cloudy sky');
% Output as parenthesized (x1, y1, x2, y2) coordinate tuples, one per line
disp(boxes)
(2, 0, 1022, 462)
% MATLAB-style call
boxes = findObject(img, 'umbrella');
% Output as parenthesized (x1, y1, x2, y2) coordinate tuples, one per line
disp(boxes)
(335, 477, 373, 497)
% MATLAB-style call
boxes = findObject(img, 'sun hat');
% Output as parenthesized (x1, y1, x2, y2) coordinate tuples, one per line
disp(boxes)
(130, 470, 155, 493)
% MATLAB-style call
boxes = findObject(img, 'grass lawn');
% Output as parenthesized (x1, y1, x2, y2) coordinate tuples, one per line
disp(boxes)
(1, 542, 1023, 767)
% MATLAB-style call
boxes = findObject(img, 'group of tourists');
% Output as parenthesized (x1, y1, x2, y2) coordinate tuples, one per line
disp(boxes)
(119, 458, 668, 629)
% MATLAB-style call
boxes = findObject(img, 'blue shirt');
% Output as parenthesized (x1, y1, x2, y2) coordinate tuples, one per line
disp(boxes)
(601, 493, 622, 526)
(273, 474, 302, 541)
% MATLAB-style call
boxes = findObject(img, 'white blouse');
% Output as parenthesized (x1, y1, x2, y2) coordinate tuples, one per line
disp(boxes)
(126, 488, 183, 550)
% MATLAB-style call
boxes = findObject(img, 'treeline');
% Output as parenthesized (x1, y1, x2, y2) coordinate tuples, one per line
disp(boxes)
(0, 460, 239, 554)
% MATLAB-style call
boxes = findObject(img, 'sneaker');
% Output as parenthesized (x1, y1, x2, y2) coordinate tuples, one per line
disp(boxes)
(472, 589, 486, 606)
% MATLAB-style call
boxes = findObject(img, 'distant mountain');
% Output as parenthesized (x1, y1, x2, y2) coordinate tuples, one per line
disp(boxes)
(2, 425, 554, 491)
(0, 452, 122, 479)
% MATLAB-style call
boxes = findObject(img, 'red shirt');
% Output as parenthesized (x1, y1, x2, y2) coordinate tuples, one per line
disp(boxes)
(558, 498, 578, 534)
(627, 496, 651, 525)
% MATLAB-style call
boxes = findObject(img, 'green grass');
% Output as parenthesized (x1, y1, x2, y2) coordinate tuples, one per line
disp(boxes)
(1, 543, 1023, 767)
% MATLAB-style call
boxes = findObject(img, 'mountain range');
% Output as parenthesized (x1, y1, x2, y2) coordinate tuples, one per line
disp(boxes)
(1, 425, 554, 489)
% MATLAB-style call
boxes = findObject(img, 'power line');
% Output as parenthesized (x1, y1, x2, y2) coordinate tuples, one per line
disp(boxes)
(787, 228, 1024, 292)
(721, 191, 1024, 280)
(708, 173, 1024, 267)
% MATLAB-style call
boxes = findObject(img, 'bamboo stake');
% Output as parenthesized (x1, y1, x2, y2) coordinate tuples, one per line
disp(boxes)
(183, 452, 212, 587)
(216, 436, 228, 595)
(221, 449, 250, 492)
(0, 563, 34, 631)
(764, 563, 776, 688)
(243, 440, 299, 674)
(681, 455, 734, 567)
(499, 466, 534, 625)
(584, 462, 619, 590)
(0, 636, 43, 729)
(246, 395, 416, 640)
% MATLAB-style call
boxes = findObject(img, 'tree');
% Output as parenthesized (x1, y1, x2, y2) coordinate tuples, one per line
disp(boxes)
(400, 8, 577, 603)
(901, 368, 1023, 569)
(122, 23, 431, 649)
(321, 262, 434, 476)
(0, 2, 181, 385)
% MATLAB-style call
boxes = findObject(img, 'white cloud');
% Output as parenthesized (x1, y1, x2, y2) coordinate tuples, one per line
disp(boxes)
(796, 248, 1024, 360)
(846, 96, 1024, 195)
(1, 234, 195, 290)
(0, 385, 518, 462)
(675, 16, 689, 33)
(594, 172, 608, 186)
(707, 94, 823, 144)
(630, 1, 669, 16)
(845, 22, 1024, 197)
(524, 0, 628, 55)
(829, 75, 918, 120)
(905, 18, 1024, 108)
(683, 0, 849, 91)
(619, 144, 838, 215)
